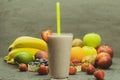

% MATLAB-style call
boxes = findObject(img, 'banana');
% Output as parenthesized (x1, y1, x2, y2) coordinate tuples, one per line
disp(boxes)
(8, 36, 48, 52)
(4, 48, 41, 64)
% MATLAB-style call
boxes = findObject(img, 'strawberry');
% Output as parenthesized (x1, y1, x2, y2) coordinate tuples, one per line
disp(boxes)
(41, 30, 53, 42)
(70, 61, 74, 66)
(19, 63, 28, 71)
(38, 65, 49, 75)
(81, 63, 89, 72)
(86, 63, 95, 75)
(94, 69, 104, 80)
(69, 66, 77, 75)
(71, 59, 80, 64)
(71, 59, 81, 66)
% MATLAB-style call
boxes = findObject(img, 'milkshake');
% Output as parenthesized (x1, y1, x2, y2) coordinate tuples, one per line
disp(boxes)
(48, 33, 73, 80)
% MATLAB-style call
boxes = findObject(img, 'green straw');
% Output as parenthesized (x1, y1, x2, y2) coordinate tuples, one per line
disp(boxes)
(56, 2, 61, 35)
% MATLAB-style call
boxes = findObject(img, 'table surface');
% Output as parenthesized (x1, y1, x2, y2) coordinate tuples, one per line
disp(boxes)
(0, 57, 120, 80)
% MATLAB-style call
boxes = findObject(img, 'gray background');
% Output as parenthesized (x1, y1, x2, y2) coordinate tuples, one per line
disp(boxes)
(0, 0, 120, 80)
(0, 0, 120, 58)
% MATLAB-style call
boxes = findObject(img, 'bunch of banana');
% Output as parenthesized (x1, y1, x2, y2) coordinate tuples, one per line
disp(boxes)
(4, 48, 41, 64)
(8, 36, 48, 51)
(4, 36, 48, 64)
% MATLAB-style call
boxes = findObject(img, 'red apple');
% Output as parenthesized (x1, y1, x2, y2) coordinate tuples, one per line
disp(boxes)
(95, 53, 112, 69)
(98, 56, 112, 69)
(35, 51, 48, 60)
(97, 45, 113, 58)
(95, 52, 111, 61)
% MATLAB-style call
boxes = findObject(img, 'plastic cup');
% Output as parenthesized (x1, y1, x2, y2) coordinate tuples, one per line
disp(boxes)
(48, 33, 73, 80)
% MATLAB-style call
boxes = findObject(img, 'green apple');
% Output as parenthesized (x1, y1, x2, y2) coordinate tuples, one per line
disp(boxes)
(83, 33, 101, 48)
(82, 46, 97, 56)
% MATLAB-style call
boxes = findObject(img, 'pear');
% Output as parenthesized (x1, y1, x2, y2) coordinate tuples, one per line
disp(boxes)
(72, 38, 83, 47)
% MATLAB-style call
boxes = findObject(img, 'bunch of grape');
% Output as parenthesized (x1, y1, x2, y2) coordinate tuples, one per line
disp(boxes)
(29, 58, 48, 66)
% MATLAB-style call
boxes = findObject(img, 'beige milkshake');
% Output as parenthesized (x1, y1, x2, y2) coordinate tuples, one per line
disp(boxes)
(48, 33, 73, 80)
